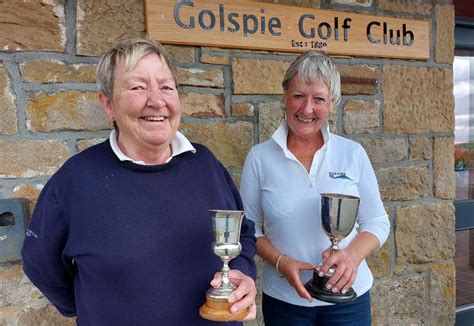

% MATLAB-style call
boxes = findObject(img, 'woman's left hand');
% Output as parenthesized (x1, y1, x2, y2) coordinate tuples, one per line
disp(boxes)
(319, 232, 381, 295)
(319, 247, 360, 295)
(210, 269, 257, 321)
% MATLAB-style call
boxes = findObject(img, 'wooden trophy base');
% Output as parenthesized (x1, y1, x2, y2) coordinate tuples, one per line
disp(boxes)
(199, 295, 249, 321)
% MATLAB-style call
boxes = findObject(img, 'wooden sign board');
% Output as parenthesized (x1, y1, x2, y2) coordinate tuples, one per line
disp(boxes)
(145, 0, 430, 60)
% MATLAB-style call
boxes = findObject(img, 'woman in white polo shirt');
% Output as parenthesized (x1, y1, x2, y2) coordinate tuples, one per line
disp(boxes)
(240, 51, 390, 326)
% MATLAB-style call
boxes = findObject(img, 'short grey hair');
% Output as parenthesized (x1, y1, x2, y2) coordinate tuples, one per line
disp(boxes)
(282, 51, 341, 106)
(96, 38, 178, 100)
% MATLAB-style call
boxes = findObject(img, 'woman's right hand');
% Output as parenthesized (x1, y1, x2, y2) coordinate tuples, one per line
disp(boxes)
(277, 255, 315, 302)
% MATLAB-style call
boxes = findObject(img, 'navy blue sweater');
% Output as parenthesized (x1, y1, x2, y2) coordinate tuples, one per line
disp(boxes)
(21, 141, 256, 325)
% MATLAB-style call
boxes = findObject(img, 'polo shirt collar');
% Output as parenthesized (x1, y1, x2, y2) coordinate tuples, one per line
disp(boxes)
(272, 120, 330, 152)
(109, 129, 196, 165)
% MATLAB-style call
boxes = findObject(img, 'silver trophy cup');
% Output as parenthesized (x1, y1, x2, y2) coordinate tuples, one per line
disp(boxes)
(199, 210, 248, 321)
(305, 193, 360, 304)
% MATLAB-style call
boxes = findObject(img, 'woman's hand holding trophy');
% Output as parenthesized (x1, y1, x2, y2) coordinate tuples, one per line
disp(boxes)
(305, 193, 360, 304)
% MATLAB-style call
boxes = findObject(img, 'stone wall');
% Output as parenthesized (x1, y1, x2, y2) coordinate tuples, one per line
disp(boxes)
(0, 0, 456, 325)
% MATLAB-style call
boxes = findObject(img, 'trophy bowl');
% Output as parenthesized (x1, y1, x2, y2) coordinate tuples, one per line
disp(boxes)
(199, 210, 249, 321)
(305, 193, 360, 304)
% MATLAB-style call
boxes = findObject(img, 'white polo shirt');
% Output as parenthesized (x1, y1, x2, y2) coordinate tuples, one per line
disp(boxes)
(240, 120, 390, 306)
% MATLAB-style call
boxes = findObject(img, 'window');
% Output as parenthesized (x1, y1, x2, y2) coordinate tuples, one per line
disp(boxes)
(454, 56, 474, 200)
(453, 17, 474, 324)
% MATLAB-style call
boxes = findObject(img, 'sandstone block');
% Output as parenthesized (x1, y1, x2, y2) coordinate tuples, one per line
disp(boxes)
(425, 314, 457, 326)
(0, 264, 24, 285)
(232, 58, 290, 94)
(338, 65, 378, 95)
(26, 91, 111, 132)
(328, 106, 337, 134)
(180, 122, 253, 168)
(328, 0, 372, 7)
(357, 138, 407, 164)
(0, 64, 17, 135)
(376, 165, 429, 201)
(12, 185, 43, 203)
(20, 60, 96, 84)
(0, 140, 70, 178)
(0, 306, 17, 324)
(165, 45, 195, 64)
(200, 54, 228, 65)
(232, 103, 254, 117)
(383, 66, 454, 134)
(18, 304, 76, 326)
(435, 5, 455, 64)
(12, 184, 43, 223)
(180, 92, 226, 118)
(229, 172, 241, 190)
(408, 262, 456, 324)
(76, 138, 107, 152)
(395, 203, 455, 268)
(0, 264, 42, 307)
(371, 276, 425, 325)
(177, 67, 224, 88)
(378, 0, 432, 15)
(426, 263, 456, 324)
(409, 137, 432, 160)
(0, 0, 64, 51)
(259, 101, 284, 143)
(433, 137, 455, 199)
(76, 0, 144, 56)
(366, 235, 391, 277)
(343, 100, 379, 134)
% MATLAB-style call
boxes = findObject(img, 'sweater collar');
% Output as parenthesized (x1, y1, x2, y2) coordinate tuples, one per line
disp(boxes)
(109, 129, 196, 165)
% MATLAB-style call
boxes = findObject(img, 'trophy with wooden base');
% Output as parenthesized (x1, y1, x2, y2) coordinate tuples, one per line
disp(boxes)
(199, 210, 249, 321)
(305, 193, 360, 304)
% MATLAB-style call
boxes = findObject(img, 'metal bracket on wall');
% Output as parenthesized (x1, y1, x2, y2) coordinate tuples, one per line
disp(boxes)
(0, 198, 27, 263)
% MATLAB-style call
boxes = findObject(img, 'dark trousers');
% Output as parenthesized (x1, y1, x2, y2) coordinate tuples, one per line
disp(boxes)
(262, 291, 372, 326)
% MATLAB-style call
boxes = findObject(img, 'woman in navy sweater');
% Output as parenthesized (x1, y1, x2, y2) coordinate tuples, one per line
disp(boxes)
(21, 38, 257, 325)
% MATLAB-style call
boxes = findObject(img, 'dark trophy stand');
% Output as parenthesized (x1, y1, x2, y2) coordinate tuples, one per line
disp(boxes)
(305, 267, 357, 304)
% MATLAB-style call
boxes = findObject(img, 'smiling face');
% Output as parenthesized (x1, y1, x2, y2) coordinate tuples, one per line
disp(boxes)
(99, 53, 181, 161)
(284, 76, 333, 144)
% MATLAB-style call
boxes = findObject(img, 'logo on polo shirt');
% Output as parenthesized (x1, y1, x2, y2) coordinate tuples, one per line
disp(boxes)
(329, 172, 352, 180)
